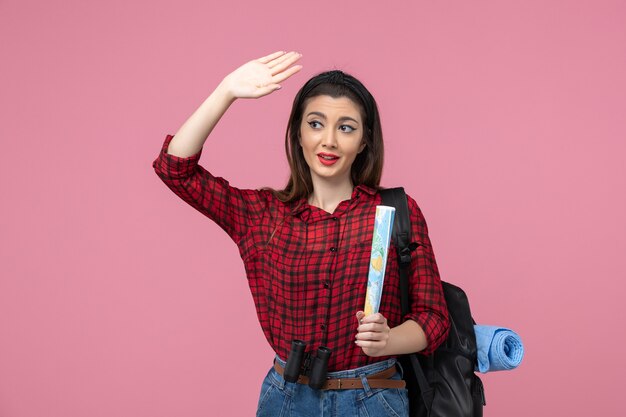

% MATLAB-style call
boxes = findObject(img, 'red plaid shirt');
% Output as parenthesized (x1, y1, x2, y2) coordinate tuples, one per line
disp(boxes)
(153, 134, 449, 371)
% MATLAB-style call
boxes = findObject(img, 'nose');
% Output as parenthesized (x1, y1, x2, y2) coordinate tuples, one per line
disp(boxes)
(321, 128, 338, 148)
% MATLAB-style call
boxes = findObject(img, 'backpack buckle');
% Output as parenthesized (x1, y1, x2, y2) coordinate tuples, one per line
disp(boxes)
(399, 242, 420, 265)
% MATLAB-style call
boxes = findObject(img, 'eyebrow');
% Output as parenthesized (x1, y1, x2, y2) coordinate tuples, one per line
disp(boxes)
(306, 111, 360, 125)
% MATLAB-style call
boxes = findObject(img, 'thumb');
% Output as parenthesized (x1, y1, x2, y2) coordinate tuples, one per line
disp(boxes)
(356, 311, 365, 324)
(255, 84, 281, 97)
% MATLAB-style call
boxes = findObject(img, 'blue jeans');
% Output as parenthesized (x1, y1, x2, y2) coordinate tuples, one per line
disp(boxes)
(256, 356, 409, 417)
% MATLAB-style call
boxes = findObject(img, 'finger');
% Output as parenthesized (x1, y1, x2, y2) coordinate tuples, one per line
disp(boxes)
(355, 339, 384, 348)
(357, 322, 378, 332)
(266, 51, 297, 68)
(257, 51, 286, 64)
(358, 323, 388, 333)
(267, 51, 299, 69)
(272, 65, 303, 84)
(356, 311, 365, 326)
(270, 53, 302, 75)
(356, 331, 386, 341)
(253, 84, 282, 97)
(361, 313, 386, 324)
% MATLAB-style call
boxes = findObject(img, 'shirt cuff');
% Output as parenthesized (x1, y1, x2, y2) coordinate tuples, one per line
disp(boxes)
(405, 311, 450, 356)
(152, 134, 203, 179)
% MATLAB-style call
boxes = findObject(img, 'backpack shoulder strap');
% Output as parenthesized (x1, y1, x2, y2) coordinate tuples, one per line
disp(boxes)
(379, 187, 418, 315)
(379, 187, 433, 411)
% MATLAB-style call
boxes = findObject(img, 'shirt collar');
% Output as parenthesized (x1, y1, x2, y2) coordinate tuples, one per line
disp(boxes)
(289, 184, 379, 220)
(354, 184, 377, 196)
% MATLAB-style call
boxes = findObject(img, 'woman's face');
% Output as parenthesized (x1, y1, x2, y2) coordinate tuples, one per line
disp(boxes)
(298, 95, 366, 187)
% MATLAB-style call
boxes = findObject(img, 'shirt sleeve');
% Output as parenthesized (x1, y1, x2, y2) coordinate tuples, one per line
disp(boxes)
(403, 194, 451, 355)
(151, 134, 266, 244)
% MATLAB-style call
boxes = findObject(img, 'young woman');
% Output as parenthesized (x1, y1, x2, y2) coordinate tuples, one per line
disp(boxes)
(152, 50, 450, 417)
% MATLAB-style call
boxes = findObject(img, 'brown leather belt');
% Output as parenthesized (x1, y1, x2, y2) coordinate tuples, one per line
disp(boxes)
(273, 361, 406, 390)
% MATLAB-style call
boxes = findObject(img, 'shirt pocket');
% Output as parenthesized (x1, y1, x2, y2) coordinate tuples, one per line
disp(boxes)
(341, 241, 402, 324)
(342, 241, 371, 299)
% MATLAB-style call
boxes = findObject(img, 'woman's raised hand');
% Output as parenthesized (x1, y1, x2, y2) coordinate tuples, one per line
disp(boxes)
(221, 51, 303, 100)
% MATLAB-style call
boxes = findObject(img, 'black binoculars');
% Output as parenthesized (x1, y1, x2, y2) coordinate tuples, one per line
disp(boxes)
(283, 340, 332, 390)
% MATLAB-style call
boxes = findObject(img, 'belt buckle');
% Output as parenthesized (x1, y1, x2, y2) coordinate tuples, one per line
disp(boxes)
(337, 378, 342, 389)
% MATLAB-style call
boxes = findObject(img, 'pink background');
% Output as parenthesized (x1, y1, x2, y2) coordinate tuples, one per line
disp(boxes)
(1, 0, 625, 416)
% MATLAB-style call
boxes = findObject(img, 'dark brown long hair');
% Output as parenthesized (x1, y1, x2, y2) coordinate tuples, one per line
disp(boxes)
(266, 70, 384, 203)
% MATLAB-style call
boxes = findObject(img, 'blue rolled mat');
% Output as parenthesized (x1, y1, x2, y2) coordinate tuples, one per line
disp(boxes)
(473, 325, 524, 373)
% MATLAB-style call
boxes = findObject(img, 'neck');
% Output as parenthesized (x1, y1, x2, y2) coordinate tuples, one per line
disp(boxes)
(308, 177, 355, 214)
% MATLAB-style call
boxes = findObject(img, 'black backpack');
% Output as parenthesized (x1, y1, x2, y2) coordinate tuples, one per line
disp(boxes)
(380, 188, 486, 417)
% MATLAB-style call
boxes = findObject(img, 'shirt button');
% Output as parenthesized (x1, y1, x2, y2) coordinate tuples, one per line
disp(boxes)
(323, 281, 330, 289)
(329, 247, 337, 252)
(321, 324, 326, 330)
(332, 217, 338, 221)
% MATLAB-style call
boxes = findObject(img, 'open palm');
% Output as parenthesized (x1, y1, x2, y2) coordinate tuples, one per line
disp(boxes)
(223, 51, 303, 99)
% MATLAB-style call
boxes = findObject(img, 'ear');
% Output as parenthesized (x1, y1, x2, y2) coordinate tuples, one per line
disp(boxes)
(358, 141, 366, 154)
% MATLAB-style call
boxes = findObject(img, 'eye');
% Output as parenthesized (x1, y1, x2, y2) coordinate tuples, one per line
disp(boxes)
(308, 121, 322, 129)
(339, 125, 356, 133)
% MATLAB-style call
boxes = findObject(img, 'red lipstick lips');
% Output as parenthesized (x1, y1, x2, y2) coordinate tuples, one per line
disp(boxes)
(317, 153, 339, 166)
